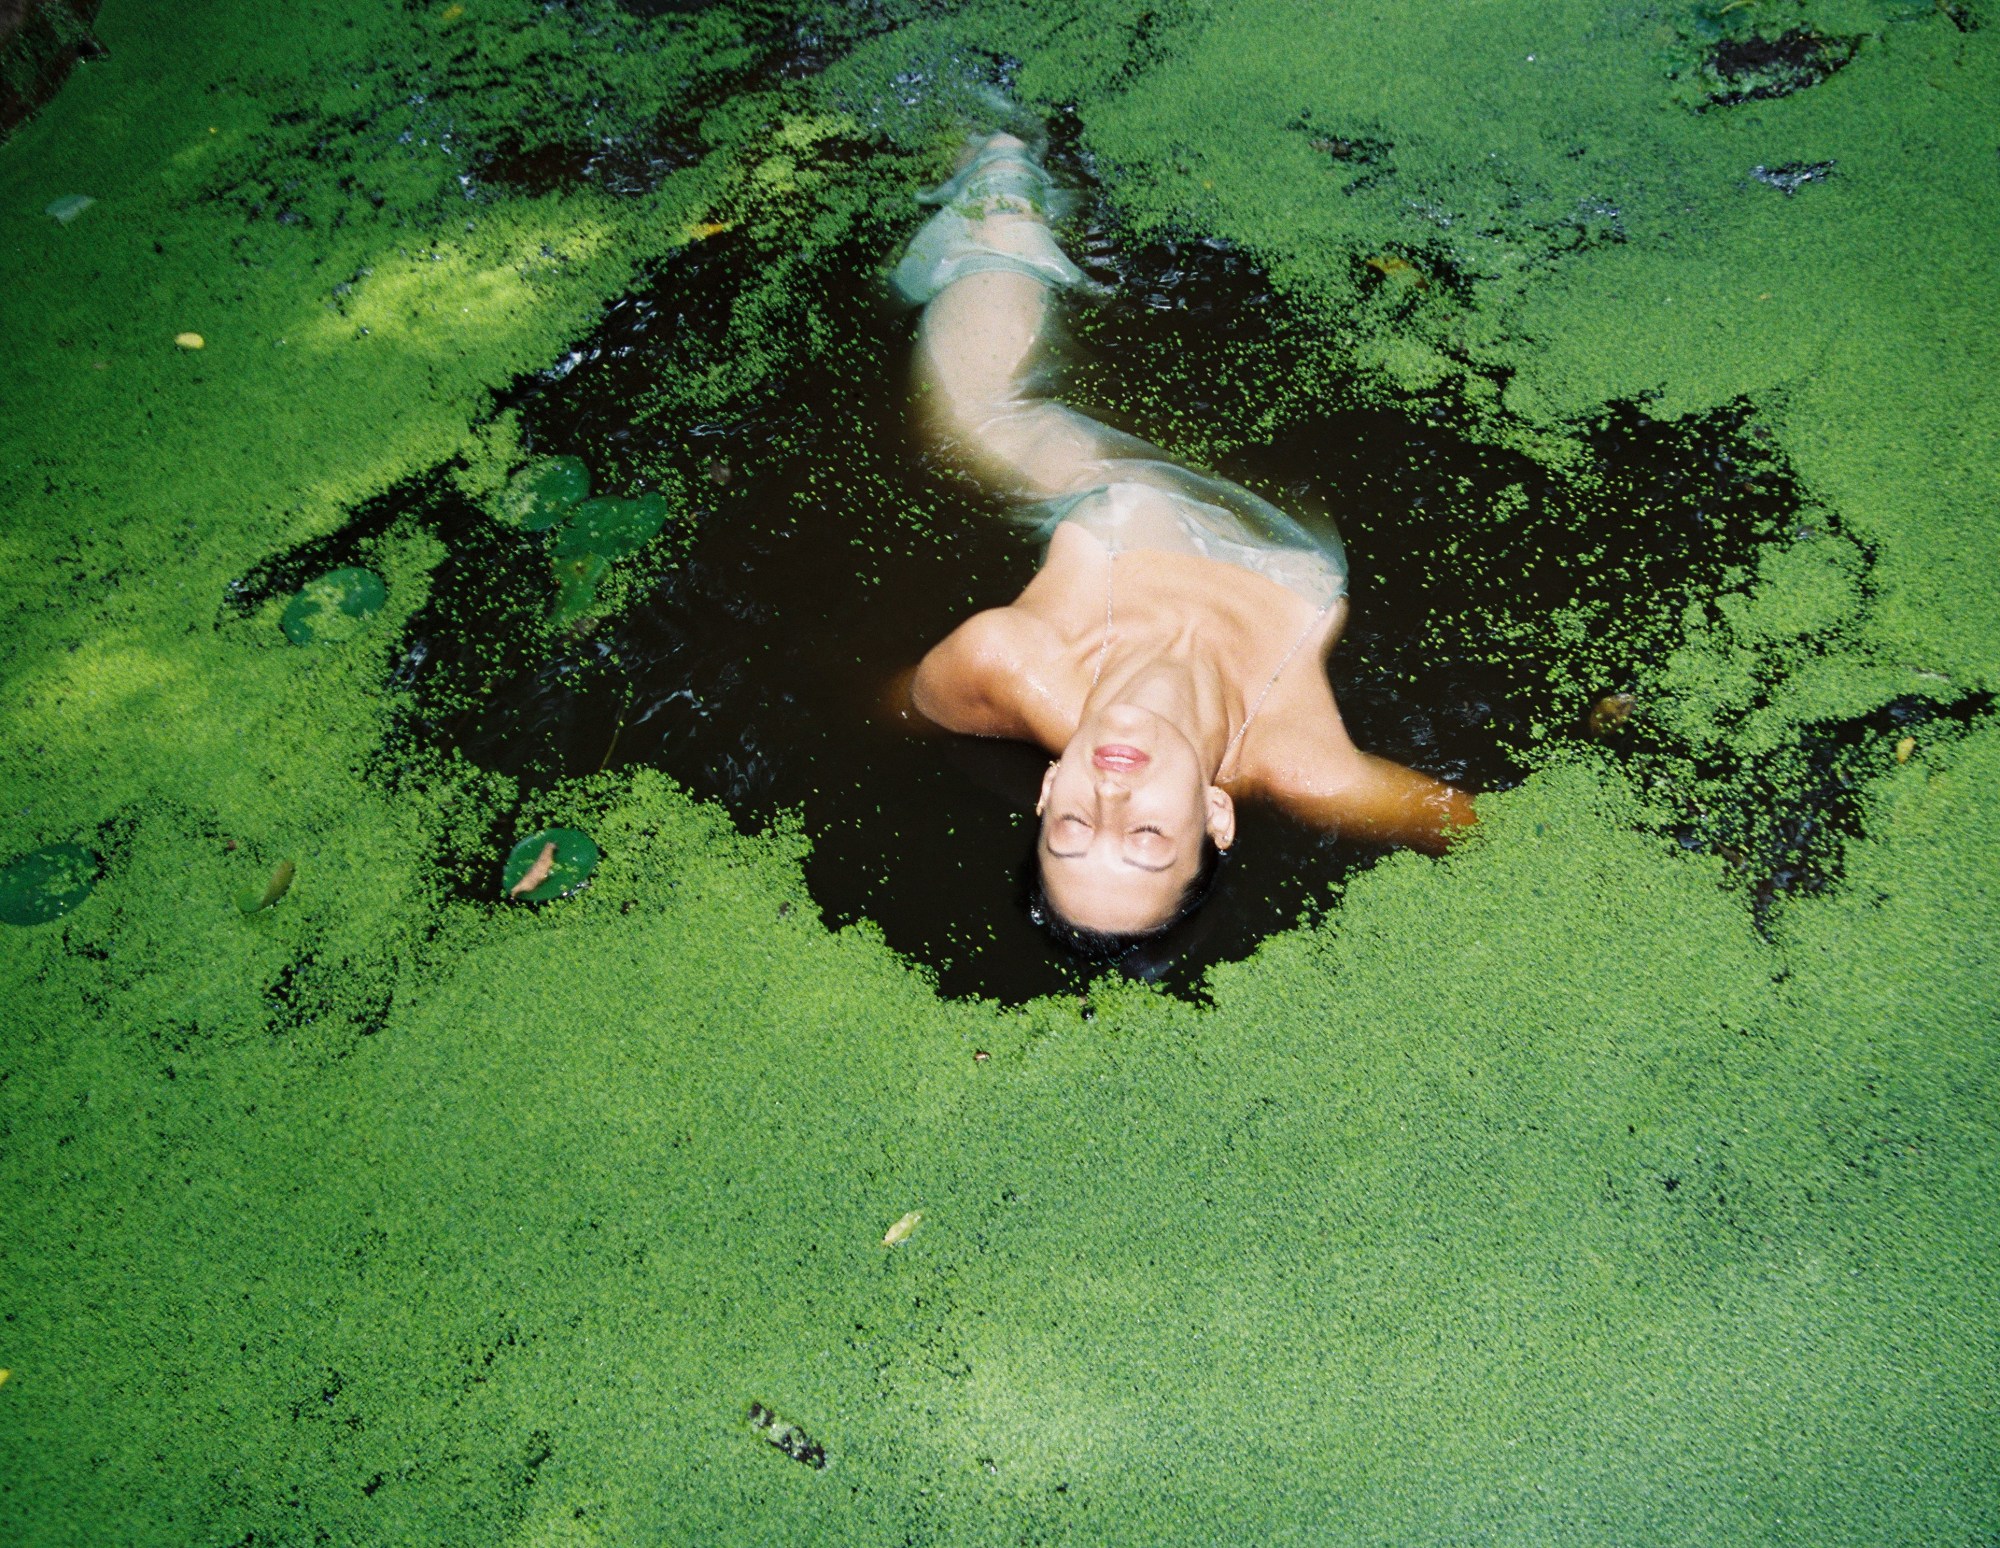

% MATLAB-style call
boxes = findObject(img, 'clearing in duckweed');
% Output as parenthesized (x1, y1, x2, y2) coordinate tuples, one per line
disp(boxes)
(0, 0, 1993, 1542)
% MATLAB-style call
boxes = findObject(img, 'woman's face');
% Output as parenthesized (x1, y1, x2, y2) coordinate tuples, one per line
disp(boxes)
(1036, 704, 1234, 935)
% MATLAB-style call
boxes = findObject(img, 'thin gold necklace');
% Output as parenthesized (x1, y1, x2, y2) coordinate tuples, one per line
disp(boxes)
(1086, 547, 1330, 785)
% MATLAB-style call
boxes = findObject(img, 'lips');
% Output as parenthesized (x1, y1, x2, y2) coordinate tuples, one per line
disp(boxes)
(1092, 744, 1149, 772)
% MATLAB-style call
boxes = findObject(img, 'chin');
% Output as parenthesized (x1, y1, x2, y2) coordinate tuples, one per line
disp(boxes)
(1096, 702, 1165, 736)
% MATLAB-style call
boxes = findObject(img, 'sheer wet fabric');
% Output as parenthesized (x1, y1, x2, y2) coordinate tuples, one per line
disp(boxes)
(891, 136, 1086, 305)
(902, 131, 1347, 608)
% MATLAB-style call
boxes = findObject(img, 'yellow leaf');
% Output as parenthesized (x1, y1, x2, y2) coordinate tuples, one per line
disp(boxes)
(1363, 254, 1427, 288)
(1588, 692, 1636, 736)
(881, 1209, 922, 1247)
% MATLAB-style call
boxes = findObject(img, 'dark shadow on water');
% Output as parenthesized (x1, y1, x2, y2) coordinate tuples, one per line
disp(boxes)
(237, 201, 1860, 1002)
(1670, 688, 1995, 930)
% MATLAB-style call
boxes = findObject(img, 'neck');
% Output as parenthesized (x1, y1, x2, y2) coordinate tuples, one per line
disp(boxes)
(1079, 648, 1234, 781)
(1062, 552, 1331, 781)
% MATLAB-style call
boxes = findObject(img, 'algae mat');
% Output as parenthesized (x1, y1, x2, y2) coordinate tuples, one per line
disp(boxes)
(1, 0, 1995, 1542)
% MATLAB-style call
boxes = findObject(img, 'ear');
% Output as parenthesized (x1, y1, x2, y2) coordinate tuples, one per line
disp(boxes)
(1204, 785, 1237, 851)
(1035, 761, 1058, 817)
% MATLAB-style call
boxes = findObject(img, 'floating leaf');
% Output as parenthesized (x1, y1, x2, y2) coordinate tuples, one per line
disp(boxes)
(493, 455, 590, 531)
(0, 843, 98, 925)
(281, 566, 386, 644)
(235, 859, 295, 913)
(881, 1209, 923, 1247)
(1363, 253, 1428, 288)
(551, 493, 669, 561)
(501, 828, 598, 902)
(550, 551, 608, 624)
(1587, 692, 1636, 736)
(45, 194, 95, 225)
(174, 331, 205, 350)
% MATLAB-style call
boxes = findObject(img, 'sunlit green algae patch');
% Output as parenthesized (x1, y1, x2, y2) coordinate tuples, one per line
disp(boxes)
(0, 0, 1993, 1543)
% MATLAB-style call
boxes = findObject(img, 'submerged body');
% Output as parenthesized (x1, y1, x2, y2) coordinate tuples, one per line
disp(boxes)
(898, 133, 1472, 937)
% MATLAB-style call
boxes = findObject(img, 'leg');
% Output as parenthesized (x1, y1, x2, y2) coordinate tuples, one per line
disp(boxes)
(914, 264, 1131, 500)
(901, 135, 1165, 501)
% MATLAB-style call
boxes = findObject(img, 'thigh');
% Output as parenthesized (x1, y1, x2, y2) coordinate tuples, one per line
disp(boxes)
(915, 267, 1052, 418)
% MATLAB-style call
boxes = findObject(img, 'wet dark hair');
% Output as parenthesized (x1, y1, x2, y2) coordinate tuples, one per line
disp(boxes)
(1027, 836, 1226, 963)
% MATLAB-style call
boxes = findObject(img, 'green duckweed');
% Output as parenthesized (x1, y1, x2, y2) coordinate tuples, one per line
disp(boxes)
(2, 0, 1996, 1542)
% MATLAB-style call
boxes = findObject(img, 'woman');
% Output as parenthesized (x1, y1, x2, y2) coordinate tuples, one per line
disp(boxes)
(891, 131, 1474, 947)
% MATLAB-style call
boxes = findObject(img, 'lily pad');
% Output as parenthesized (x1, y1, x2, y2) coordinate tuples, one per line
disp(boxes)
(502, 828, 599, 902)
(551, 493, 670, 561)
(493, 455, 590, 531)
(0, 843, 99, 925)
(551, 550, 608, 624)
(45, 194, 95, 225)
(235, 859, 295, 913)
(281, 566, 387, 645)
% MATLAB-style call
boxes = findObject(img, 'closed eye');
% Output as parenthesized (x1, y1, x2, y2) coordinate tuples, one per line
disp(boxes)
(1045, 813, 1091, 859)
(1125, 825, 1173, 869)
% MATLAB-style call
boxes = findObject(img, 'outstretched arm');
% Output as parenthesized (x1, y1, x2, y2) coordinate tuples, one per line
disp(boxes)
(906, 134, 1176, 503)
(1282, 753, 1476, 852)
(1253, 715, 1476, 853)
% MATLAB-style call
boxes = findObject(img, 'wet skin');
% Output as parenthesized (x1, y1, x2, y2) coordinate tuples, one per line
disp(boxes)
(900, 139, 1475, 933)
(1035, 704, 1235, 935)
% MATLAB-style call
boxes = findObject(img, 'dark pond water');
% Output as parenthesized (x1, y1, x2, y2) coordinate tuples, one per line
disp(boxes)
(232, 143, 1886, 1000)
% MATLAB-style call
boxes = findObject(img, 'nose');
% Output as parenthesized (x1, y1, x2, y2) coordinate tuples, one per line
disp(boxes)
(1092, 770, 1130, 801)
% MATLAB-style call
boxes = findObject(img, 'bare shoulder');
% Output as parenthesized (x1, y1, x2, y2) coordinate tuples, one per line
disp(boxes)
(1238, 701, 1368, 805)
(1237, 678, 1475, 848)
(911, 606, 1052, 738)
(1253, 714, 1476, 849)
